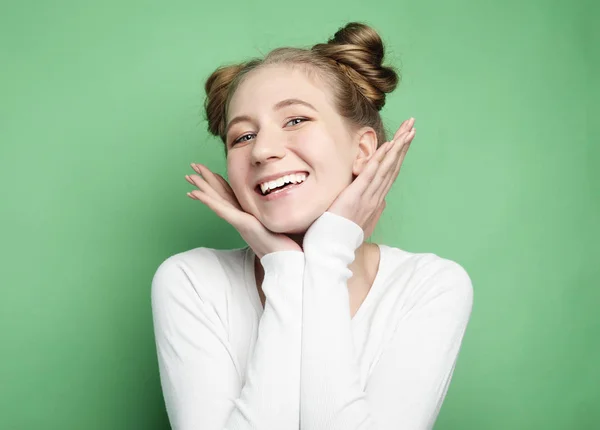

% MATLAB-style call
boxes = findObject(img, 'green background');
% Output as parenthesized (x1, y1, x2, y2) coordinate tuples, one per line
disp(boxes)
(1, 0, 598, 429)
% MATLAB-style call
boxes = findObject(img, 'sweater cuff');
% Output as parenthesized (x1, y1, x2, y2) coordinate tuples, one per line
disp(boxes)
(260, 250, 305, 277)
(303, 211, 364, 254)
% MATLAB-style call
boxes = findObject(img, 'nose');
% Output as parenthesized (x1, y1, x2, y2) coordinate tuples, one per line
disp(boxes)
(250, 128, 286, 166)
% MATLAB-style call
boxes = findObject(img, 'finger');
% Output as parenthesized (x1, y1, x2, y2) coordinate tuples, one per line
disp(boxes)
(356, 132, 404, 193)
(189, 163, 243, 210)
(366, 128, 414, 198)
(187, 172, 233, 208)
(350, 140, 393, 195)
(192, 163, 220, 189)
(339, 129, 405, 203)
(392, 117, 415, 142)
(212, 173, 243, 210)
(187, 188, 246, 226)
(389, 128, 416, 183)
(374, 131, 414, 204)
(213, 172, 231, 191)
(383, 128, 417, 194)
(385, 127, 415, 175)
(388, 120, 408, 144)
(199, 169, 243, 210)
(191, 164, 235, 203)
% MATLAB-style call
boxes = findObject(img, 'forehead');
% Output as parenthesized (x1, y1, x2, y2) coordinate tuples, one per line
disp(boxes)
(227, 65, 333, 120)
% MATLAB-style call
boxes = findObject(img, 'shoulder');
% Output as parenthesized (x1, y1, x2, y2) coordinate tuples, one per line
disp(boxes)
(381, 245, 473, 313)
(151, 246, 247, 307)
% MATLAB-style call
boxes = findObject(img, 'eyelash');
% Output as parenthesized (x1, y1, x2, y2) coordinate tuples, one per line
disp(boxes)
(231, 117, 309, 145)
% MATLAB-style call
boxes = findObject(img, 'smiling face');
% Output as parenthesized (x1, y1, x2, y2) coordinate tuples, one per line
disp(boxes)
(225, 64, 371, 234)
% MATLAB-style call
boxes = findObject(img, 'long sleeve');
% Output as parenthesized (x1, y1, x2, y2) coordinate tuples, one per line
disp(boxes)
(151, 250, 305, 430)
(300, 212, 473, 430)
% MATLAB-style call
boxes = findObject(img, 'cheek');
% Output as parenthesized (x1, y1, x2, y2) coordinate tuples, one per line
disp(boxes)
(294, 139, 354, 200)
(226, 158, 250, 199)
(299, 128, 352, 168)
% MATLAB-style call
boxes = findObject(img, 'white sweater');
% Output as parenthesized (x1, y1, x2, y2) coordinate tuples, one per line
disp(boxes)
(151, 212, 473, 430)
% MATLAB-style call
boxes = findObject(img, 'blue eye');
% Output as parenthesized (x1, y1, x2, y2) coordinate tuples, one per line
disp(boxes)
(231, 118, 308, 146)
(286, 117, 307, 127)
(233, 134, 255, 145)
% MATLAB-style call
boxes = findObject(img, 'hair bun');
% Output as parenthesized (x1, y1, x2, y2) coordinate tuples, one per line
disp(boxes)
(311, 22, 399, 111)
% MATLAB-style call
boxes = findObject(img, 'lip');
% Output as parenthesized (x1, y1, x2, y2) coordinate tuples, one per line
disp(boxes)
(254, 170, 309, 189)
(257, 176, 308, 201)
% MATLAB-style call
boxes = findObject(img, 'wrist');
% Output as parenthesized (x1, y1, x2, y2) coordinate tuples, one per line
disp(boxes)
(260, 250, 305, 276)
(303, 211, 364, 253)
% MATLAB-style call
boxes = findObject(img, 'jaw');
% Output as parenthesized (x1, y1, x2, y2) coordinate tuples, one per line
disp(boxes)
(253, 197, 333, 235)
(259, 210, 311, 234)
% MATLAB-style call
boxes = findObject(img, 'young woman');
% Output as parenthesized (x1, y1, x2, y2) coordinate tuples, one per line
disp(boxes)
(151, 22, 473, 430)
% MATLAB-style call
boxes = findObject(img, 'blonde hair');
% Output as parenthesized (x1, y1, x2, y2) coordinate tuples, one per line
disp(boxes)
(203, 22, 400, 152)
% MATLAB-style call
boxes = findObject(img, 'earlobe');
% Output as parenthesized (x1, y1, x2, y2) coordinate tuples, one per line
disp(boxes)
(352, 127, 378, 176)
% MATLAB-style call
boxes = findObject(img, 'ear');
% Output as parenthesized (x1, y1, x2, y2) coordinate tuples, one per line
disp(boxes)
(352, 127, 378, 176)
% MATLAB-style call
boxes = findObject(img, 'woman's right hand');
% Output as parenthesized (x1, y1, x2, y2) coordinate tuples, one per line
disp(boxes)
(185, 163, 302, 259)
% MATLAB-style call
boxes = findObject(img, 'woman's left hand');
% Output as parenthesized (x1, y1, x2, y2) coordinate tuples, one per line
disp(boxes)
(328, 118, 416, 237)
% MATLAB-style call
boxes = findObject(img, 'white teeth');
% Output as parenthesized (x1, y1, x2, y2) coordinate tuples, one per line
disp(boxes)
(259, 173, 307, 195)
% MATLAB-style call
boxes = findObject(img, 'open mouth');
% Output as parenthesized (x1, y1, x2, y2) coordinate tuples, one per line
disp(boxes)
(255, 172, 309, 196)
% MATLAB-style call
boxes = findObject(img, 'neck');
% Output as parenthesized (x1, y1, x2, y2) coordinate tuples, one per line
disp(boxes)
(287, 232, 305, 249)
(349, 241, 369, 281)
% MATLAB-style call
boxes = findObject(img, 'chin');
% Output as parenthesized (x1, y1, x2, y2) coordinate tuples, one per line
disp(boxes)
(260, 212, 317, 235)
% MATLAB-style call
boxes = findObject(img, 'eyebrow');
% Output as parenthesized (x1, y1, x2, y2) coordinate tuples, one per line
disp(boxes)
(225, 98, 318, 136)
